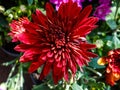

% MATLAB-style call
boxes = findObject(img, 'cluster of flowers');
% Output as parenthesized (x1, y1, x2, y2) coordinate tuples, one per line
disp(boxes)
(9, 0, 120, 87)
(50, 0, 111, 20)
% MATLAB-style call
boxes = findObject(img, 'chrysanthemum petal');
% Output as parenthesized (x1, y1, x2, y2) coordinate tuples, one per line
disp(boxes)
(80, 43, 96, 50)
(77, 5, 92, 23)
(14, 44, 31, 52)
(19, 48, 41, 62)
(80, 17, 99, 26)
(32, 9, 47, 27)
(40, 61, 53, 79)
(53, 61, 62, 76)
(18, 32, 39, 45)
(73, 25, 97, 36)
(64, 66, 69, 81)
(28, 61, 41, 73)
(84, 51, 98, 57)
(106, 72, 115, 86)
(23, 22, 41, 35)
(46, 3, 54, 22)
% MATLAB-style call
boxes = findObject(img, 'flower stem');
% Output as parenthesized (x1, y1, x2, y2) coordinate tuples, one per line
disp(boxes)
(6, 62, 16, 85)
(114, 0, 120, 20)
(85, 67, 102, 77)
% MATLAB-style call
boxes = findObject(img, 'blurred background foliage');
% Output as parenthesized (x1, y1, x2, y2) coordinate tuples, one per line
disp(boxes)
(0, 0, 120, 90)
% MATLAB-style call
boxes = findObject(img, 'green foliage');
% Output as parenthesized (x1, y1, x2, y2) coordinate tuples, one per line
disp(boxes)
(71, 83, 83, 90)
(113, 32, 120, 49)
(106, 20, 117, 30)
(27, 0, 33, 5)
(32, 83, 50, 90)
(1, 61, 24, 90)
(86, 78, 105, 90)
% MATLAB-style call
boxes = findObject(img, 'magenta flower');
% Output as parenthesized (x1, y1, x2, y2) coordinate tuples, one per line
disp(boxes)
(93, 0, 111, 20)
(50, 0, 84, 10)
(99, 0, 111, 4)
(93, 4, 111, 20)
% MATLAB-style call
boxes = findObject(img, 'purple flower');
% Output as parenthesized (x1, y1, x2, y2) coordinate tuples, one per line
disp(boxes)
(93, 4, 111, 20)
(50, 0, 84, 10)
(99, 0, 111, 4)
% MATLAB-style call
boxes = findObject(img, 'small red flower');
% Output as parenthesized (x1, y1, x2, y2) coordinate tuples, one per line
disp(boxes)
(9, 0, 98, 84)
(98, 48, 120, 86)
(9, 17, 30, 42)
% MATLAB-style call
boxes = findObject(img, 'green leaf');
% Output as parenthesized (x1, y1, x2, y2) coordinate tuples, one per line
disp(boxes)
(113, 34, 120, 49)
(106, 85, 111, 90)
(106, 6, 120, 20)
(27, 0, 33, 5)
(105, 6, 120, 30)
(39, 8, 46, 15)
(76, 71, 83, 80)
(106, 19, 117, 30)
(71, 83, 83, 90)
(32, 83, 50, 90)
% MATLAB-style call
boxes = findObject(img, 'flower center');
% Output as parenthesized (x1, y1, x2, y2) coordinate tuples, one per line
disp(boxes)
(111, 55, 120, 68)
(115, 59, 120, 66)
(48, 24, 66, 49)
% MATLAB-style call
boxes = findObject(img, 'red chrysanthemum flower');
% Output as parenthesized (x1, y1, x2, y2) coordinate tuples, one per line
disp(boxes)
(9, 17, 30, 42)
(9, 0, 98, 84)
(98, 48, 120, 86)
